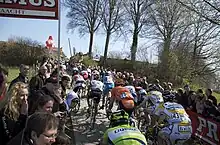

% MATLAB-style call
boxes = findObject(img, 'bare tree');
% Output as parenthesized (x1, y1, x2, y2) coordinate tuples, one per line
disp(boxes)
(147, 0, 187, 80)
(108, 50, 130, 59)
(176, 0, 220, 25)
(102, 0, 125, 67)
(65, 0, 103, 57)
(123, 0, 151, 64)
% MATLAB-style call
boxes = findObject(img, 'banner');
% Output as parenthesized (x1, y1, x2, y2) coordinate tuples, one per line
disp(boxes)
(187, 110, 220, 145)
(0, 0, 58, 20)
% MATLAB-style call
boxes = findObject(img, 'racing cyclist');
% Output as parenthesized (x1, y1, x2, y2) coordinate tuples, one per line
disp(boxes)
(107, 79, 135, 117)
(87, 73, 104, 112)
(72, 69, 86, 93)
(156, 92, 192, 145)
(100, 71, 115, 109)
(101, 110, 147, 145)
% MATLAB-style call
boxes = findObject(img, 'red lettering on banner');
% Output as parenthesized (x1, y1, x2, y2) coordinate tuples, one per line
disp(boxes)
(0, 0, 55, 7)
(187, 110, 220, 145)
(0, 0, 58, 19)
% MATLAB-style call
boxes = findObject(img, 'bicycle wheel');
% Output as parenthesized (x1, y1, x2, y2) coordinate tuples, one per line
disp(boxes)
(90, 99, 96, 129)
(137, 117, 146, 132)
(105, 97, 110, 116)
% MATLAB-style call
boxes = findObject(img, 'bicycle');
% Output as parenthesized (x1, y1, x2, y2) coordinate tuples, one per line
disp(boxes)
(88, 90, 102, 129)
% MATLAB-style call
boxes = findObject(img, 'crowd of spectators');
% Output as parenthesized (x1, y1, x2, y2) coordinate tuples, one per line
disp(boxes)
(175, 85, 220, 122)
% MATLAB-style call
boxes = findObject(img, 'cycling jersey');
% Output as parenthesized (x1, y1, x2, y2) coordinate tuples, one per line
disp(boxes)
(103, 75, 114, 84)
(111, 86, 134, 109)
(73, 74, 84, 82)
(159, 102, 191, 125)
(157, 102, 192, 145)
(81, 70, 89, 80)
(144, 91, 164, 115)
(90, 80, 104, 92)
(103, 125, 147, 145)
(103, 75, 114, 95)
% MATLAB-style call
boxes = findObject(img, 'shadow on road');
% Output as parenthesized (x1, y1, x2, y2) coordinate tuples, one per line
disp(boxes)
(72, 105, 110, 145)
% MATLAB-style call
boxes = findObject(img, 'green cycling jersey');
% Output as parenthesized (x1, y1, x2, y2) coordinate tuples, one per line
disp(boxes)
(102, 124, 147, 145)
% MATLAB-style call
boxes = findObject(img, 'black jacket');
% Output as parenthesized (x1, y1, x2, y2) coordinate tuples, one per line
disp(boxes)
(7, 130, 33, 145)
(9, 73, 29, 89)
(0, 109, 27, 145)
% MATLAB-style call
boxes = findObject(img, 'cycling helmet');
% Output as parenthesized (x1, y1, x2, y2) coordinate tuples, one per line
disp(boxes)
(92, 70, 99, 75)
(93, 73, 100, 80)
(148, 84, 160, 92)
(105, 71, 111, 76)
(115, 78, 125, 86)
(163, 90, 175, 102)
(138, 89, 147, 96)
(72, 67, 79, 75)
(110, 110, 129, 127)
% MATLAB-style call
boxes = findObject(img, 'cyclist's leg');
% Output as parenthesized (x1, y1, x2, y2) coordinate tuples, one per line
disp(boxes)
(87, 91, 92, 111)
(158, 125, 172, 145)
(101, 85, 108, 108)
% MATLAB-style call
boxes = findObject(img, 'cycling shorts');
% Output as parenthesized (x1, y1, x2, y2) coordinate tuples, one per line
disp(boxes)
(89, 89, 102, 104)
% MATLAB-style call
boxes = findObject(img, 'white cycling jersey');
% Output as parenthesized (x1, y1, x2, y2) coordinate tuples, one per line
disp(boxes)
(73, 74, 84, 82)
(159, 102, 191, 125)
(90, 80, 104, 92)
(125, 86, 136, 94)
(157, 102, 192, 145)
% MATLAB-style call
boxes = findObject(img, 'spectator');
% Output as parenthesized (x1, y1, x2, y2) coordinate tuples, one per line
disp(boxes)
(9, 64, 29, 89)
(46, 63, 52, 79)
(154, 79, 163, 92)
(7, 112, 59, 145)
(34, 77, 66, 113)
(31, 95, 54, 113)
(182, 85, 193, 109)
(29, 65, 47, 97)
(203, 99, 220, 118)
(195, 89, 206, 114)
(0, 82, 28, 145)
(205, 89, 217, 106)
(0, 64, 8, 105)
(60, 76, 71, 99)
(52, 132, 71, 145)
(175, 88, 184, 104)
(187, 92, 197, 112)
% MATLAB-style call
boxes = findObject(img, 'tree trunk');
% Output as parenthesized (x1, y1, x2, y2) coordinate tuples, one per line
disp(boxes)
(88, 31, 94, 58)
(160, 36, 171, 80)
(103, 31, 111, 67)
(131, 27, 139, 67)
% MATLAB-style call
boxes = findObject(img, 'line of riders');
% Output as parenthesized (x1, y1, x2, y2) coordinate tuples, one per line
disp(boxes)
(65, 66, 192, 145)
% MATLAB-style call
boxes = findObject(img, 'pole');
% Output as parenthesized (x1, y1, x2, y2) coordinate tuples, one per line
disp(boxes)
(68, 38, 73, 57)
(57, 0, 61, 84)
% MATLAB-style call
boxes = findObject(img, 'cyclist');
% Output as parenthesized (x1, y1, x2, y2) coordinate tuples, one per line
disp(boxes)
(65, 91, 79, 113)
(101, 110, 147, 145)
(87, 73, 104, 112)
(125, 85, 138, 104)
(137, 84, 164, 127)
(107, 79, 135, 117)
(100, 71, 115, 109)
(72, 68, 85, 93)
(135, 86, 147, 105)
(156, 92, 192, 145)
